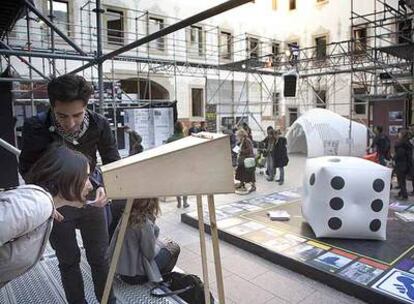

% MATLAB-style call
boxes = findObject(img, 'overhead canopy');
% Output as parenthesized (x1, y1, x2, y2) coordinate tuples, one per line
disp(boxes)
(286, 109, 368, 158)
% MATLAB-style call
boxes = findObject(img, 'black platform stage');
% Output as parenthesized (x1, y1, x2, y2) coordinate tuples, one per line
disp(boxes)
(181, 189, 414, 304)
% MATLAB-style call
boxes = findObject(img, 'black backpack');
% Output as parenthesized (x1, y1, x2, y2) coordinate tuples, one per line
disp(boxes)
(151, 271, 215, 304)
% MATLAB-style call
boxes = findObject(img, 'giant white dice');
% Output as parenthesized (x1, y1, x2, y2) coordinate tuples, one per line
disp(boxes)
(302, 156, 392, 240)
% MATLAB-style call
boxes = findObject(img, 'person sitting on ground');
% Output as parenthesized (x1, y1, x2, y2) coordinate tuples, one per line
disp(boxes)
(167, 121, 189, 208)
(199, 121, 207, 132)
(125, 126, 144, 156)
(1, 145, 92, 287)
(235, 128, 256, 193)
(272, 129, 289, 185)
(188, 122, 199, 135)
(110, 198, 180, 285)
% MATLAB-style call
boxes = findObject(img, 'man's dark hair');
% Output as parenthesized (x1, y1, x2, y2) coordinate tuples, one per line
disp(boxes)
(47, 74, 92, 107)
(375, 126, 383, 133)
(26, 144, 89, 202)
(174, 121, 184, 134)
(267, 126, 274, 131)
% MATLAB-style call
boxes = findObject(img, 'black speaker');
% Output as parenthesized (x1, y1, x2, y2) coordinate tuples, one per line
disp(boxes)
(284, 74, 297, 97)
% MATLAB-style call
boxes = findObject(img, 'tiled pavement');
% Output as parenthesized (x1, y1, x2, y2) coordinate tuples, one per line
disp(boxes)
(156, 154, 391, 304)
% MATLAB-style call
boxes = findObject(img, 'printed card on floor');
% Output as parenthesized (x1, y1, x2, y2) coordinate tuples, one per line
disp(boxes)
(373, 269, 414, 302)
(309, 250, 355, 273)
(217, 217, 246, 229)
(286, 243, 326, 262)
(339, 261, 385, 285)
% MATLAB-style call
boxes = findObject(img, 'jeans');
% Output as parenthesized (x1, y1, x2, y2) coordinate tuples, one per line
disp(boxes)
(120, 248, 177, 285)
(397, 171, 408, 198)
(49, 206, 116, 304)
(276, 167, 285, 182)
(266, 155, 275, 179)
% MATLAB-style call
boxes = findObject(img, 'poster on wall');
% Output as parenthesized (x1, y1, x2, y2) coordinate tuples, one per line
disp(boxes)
(205, 104, 217, 132)
(388, 111, 403, 121)
(389, 125, 403, 137)
(124, 108, 174, 150)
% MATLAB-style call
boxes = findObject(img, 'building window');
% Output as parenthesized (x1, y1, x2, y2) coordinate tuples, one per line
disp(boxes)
(188, 25, 204, 57)
(289, 0, 296, 10)
(47, 0, 69, 35)
(272, 42, 280, 57)
(272, 0, 277, 10)
(247, 37, 260, 58)
(315, 89, 327, 108)
(106, 9, 124, 45)
(398, 19, 412, 44)
(353, 87, 367, 115)
(288, 107, 298, 126)
(353, 27, 367, 53)
(192, 88, 204, 117)
(219, 31, 232, 60)
(149, 17, 165, 51)
(315, 36, 327, 59)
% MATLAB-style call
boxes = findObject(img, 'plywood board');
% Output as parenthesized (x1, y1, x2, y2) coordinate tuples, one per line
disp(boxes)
(101, 132, 234, 199)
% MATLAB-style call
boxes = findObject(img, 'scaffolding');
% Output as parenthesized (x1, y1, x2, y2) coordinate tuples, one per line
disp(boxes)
(1, 0, 413, 144)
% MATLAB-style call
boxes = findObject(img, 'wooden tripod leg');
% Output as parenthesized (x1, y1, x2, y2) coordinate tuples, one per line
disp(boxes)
(197, 195, 211, 304)
(207, 194, 225, 304)
(102, 198, 134, 304)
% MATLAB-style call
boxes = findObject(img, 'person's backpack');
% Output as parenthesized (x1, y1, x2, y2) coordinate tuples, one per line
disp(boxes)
(0, 185, 54, 287)
(151, 271, 215, 304)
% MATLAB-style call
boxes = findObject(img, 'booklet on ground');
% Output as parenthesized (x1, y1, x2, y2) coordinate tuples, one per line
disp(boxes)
(267, 210, 290, 221)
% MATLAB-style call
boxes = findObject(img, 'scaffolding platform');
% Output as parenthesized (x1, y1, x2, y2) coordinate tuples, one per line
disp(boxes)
(182, 189, 414, 304)
(377, 43, 414, 61)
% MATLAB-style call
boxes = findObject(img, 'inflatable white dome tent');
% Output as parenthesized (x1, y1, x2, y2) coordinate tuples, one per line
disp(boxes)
(286, 109, 368, 158)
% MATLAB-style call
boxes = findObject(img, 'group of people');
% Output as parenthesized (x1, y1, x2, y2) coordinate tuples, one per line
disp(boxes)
(233, 123, 289, 193)
(1, 74, 180, 304)
(371, 125, 414, 200)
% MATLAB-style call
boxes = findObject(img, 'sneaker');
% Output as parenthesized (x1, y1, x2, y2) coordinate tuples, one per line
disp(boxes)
(238, 186, 247, 192)
(249, 185, 256, 193)
(183, 202, 190, 208)
(278, 180, 284, 185)
(266, 177, 273, 181)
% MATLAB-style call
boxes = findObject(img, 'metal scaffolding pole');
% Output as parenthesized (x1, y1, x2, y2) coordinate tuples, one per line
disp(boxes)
(69, 0, 254, 74)
(96, 0, 104, 113)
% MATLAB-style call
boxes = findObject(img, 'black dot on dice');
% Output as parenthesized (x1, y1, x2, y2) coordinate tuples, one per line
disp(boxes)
(330, 197, 344, 211)
(331, 176, 345, 190)
(373, 179, 385, 192)
(370, 219, 381, 232)
(310, 173, 316, 186)
(328, 217, 342, 230)
(371, 199, 383, 212)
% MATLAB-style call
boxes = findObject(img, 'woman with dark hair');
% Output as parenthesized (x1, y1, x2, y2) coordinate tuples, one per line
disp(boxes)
(110, 198, 180, 284)
(272, 129, 289, 185)
(0, 145, 92, 287)
(26, 144, 93, 211)
(235, 128, 256, 193)
(393, 128, 413, 200)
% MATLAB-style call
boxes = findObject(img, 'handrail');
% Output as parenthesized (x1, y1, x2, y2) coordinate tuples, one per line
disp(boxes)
(0, 138, 21, 157)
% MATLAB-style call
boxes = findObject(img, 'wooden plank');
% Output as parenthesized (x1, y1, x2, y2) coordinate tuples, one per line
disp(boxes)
(102, 198, 134, 304)
(101, 133, 234, 199)
(208, 195, 225, 304)
(197, 195, 211, 304)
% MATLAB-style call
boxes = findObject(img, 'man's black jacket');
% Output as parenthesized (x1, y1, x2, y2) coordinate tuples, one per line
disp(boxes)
(19, 109, 120, 181)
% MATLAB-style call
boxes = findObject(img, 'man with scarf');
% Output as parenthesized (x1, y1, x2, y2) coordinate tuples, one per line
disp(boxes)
(19, 74, 119, 304)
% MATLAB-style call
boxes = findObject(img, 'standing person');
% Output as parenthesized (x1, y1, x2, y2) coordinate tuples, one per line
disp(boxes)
(125, 126, 143, 156)
(19, 74, 119, 304)
(393, 128, 412, 200)
(241, 122, 253, 141)
(188, 121, 199, 135)
(110, 198, 180, 285)
(262, 126, 276, 181)
(371, 126, 391, 166)
(235, 129, 256, 193)
(167, 121, 189, 208)
(272, 129, 289, 185)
